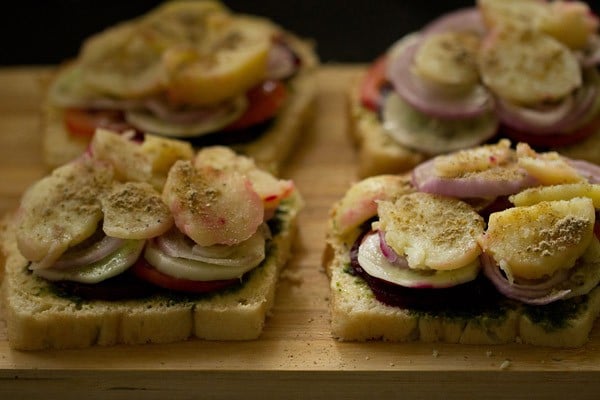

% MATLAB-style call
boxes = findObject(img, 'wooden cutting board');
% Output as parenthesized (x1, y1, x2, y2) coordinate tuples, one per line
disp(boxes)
(1, 65, 600, 400)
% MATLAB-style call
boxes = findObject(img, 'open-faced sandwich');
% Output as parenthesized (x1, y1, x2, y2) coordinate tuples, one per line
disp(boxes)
(0, 129, 302, 350)
(324, 139, 600, 347)
(43, 0, 318, 174)
(349, 0, 600, 177)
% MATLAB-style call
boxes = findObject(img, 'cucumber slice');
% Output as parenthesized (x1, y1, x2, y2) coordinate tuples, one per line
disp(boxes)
(381, 92, 498, 154)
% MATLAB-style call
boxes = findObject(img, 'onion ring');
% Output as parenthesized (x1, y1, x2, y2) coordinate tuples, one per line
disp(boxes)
(495, 69, 598, 134)
(386, 38, 494, 119)
(412, 157, 537, 198)
(481, 253, 572, 305)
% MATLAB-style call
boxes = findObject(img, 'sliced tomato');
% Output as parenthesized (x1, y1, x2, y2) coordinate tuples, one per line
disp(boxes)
(130, 258, 239, 293)
(224, 80, 287, 131)
(64, 108, 133, 138)
(501, 110, 600, 148)
(359, 55, 388, 112)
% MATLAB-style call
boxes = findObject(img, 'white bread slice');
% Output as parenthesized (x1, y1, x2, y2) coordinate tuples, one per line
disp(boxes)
(347, 77, 426, 178)
(324, 179, 600, 347)
(41, 33, 318, 176)
(0, 193, 301, 350)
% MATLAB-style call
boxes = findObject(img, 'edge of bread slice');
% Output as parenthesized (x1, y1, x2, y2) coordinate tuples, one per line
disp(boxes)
(41, 33, 319, 176)
(346, 73, 426, 178)
(323, 182, 600, 348)
(0, 193, 302, 350)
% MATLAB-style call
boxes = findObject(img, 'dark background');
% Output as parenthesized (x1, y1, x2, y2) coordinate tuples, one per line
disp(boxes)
(0, 0, 474, 65)
(1, 0, 598, 65)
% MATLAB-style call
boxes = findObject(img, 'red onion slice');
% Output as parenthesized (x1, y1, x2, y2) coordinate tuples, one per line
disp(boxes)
(378, 230, 409, 268)
(141, 95, 245, 125)
(51, 235, 125, 270)
(412, 157, 537, 198)
(155, 226, 266, 268)
(386, 37, 494, 119)
(481, 253, 572, 305)
(421, 7, 486, 36)
(33, 239, 144, 284)
(125, 96, 247, 137)
(577, 34, 600, 68)
(565, 157, 600, 184)
(267, 41, 300, 80)
(495, 70, 598, 134)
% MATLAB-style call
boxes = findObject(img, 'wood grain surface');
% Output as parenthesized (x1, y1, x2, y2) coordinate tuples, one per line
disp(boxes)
(1, 66, 600, 400)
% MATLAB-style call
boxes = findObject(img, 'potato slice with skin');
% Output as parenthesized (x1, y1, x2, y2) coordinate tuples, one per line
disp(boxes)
(478, 27, 581, 105)
(162, 160, 264, 246)
(333, 175, 414, 237)
(510, 183, 600, 208)
(101, 181, 173, 239)
(16, 156, 113, 267)
(193, 146, 294, 210)
(479, 198, 595, 280)
(374, 192, 485, 271)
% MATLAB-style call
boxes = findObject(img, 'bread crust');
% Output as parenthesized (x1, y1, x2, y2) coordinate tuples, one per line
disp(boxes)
(324, 178, 600, 347)
(0, 194, 301, 350)
(41, 33, 318, 176)
(347, 77, 425, 178)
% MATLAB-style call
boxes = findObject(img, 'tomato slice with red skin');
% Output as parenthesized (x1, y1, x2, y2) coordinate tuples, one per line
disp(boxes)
(64, 108, 134, 138)
(224, 80, 287, 131)
(130, 258, 240, 294)
(359, 55, 388, 112)
(501, 110, 600, 148)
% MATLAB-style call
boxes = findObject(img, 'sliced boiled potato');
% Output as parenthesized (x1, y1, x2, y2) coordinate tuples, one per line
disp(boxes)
(332, 174, 414, 237)
(162, 160, 264, 246)
(510, 183, 600, 208)
(478, 27, 581, 105)
(140, 134, 194, 189)
(477, 0, 549, 30)
(79, 0, 227, 98)
(516, 142, 584, 185)
(165, 15, 273, 106)
(479, 198, 595, 280)
(16, 157, 113, 267)
(432, 138, 514, 178)
(90, 129, 152, 183)
(537, 1, 598, 49)
(194, 146, 295, 210)
(101, 182, 173, 239)
(79, 21, 167, 98)
(357, 232, 480, 288)
(374, 192, 485, 271)
(413, 31, 481, 89)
